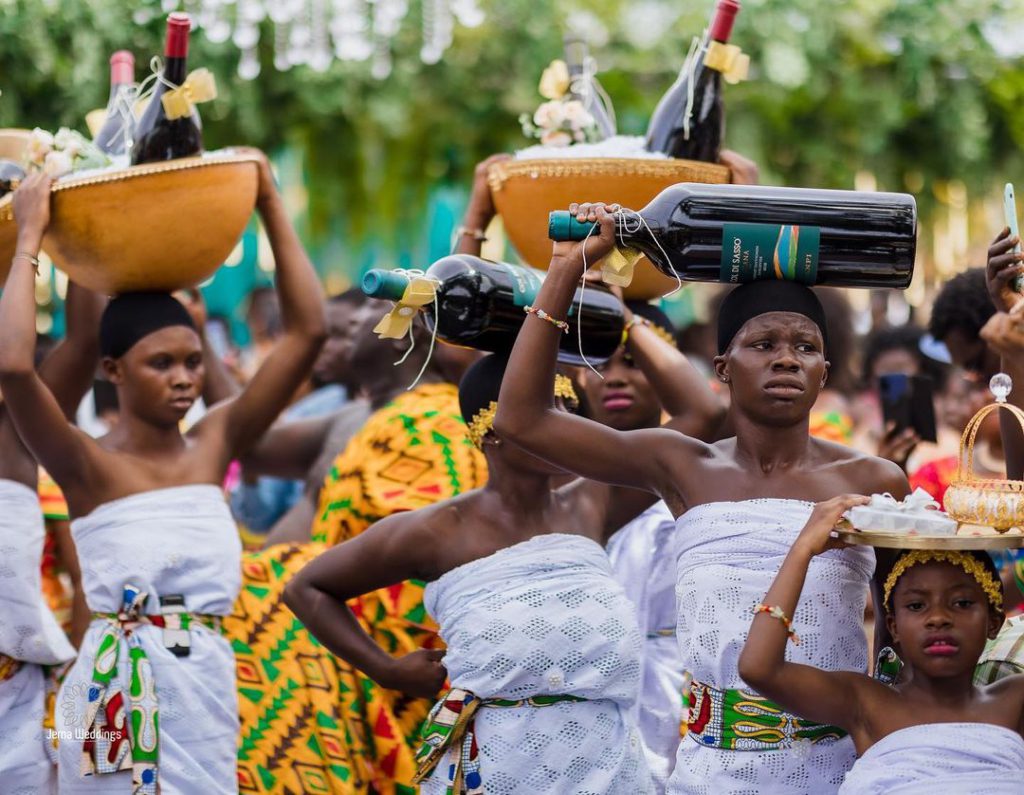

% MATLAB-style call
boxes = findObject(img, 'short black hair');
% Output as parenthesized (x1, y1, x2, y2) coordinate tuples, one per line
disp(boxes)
(929, 268, 994, 342)
(458, 353, 507, 427)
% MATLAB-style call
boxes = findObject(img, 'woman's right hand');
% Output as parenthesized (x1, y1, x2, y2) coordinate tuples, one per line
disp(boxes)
(13, 172, 53, 248)
(379, 649, 448, 698)
(551, 202, 620, 276)
(794, 494, 870, 557)
(987, 227, 1024, 313)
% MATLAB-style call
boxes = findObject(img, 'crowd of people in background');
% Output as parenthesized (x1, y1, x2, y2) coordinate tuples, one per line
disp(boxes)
(6, 147, 1024, 795)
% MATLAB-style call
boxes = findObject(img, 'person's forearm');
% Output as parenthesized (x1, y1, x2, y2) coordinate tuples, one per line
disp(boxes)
(737, 544, 813, 687)
(257, 192, 326, 339)
(200, 332, 241, 406)
(41, 281, 104, 420)
(454, 202, 492, 257)
(284, 580, 396, 683)
(495, 259, 580, 438)
(0, 238, 42, 376)
(626, 324, 724, 440)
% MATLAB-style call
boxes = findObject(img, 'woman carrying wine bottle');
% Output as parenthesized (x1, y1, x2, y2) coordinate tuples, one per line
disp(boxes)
(285, 299, 723, 794)
(494, 202, 910, 795)
(0, 280, 102, 793)
(0, 152, 325, 795)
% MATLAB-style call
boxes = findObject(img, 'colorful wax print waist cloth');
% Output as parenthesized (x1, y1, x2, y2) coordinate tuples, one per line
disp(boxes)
(422, 533, 653, 794)
(668, 499, 871, 795)
(414, 688, 588, 794)
(838, 722, 1024, 794)
(686, 679, 846, 751)
(0, 478, 76, 665)
(59, 485, 240, 795)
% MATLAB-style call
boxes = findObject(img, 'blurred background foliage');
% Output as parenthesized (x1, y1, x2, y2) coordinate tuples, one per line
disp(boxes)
(3, 0, 1024, 295)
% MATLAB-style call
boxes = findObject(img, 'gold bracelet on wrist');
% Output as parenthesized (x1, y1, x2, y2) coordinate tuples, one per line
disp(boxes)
(12, 252, 40, 276)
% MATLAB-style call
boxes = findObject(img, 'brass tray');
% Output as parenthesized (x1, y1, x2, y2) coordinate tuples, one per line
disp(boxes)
(835, 528, 1024, 551)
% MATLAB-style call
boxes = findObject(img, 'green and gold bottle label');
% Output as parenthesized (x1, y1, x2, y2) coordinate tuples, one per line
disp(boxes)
(720, 222, 820, 285)
(501, 262, 544, 307)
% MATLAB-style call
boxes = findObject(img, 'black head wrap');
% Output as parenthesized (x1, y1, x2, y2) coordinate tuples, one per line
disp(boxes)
(717, 282, 828, 355)
(626, 299, 676, 345)
(100, 292, 197, 359)
(458, 353, 508, 427)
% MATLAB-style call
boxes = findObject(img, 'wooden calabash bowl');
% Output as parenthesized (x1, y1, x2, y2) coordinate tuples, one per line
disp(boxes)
(0, 152, 260, 293)
(488, 156, 731, 300)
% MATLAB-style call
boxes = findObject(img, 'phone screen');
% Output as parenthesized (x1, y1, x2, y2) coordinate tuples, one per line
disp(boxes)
(879, 373, 937, 444)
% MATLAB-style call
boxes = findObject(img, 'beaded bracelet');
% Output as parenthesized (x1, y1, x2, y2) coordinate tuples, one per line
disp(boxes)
(752, 603, 801, 645)
(524, 305, 569, 334)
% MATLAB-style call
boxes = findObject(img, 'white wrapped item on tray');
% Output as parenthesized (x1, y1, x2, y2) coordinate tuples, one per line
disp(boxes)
(846, 488, 958, 536)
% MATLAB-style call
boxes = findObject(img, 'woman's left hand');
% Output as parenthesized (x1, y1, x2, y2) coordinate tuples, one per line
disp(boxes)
(13, 172, 53, 247)
(551, 202, 620, 276)
(794, 494, 870, 557)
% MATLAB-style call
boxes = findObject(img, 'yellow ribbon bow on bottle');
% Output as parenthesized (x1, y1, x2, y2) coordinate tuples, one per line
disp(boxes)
(704, 42, 750, 84)
(601, 246, 644, 288)
(372, 276, 439, 340)
(161, 68, 218, 120)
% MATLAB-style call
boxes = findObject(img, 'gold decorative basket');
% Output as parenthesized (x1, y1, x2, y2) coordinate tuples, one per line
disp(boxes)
(0, 152, 260, 294)
(944, 400, 1024, 532)
(487, 157, 731, 300)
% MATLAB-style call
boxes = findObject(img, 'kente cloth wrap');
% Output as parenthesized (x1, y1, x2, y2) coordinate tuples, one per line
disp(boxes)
(58, 485, 240, 795)
(413, 688, 587, 794)
(38, 468, 75, 634)
(0, 479, 76, 665)
(225, 382, 487, 795)
(686, 680, 846, 751)
(668, 499, 875, 795)
(838, 722, 1024, 794)
(422, 533, 653, 794)
(606, 501, 684, 791)
(808, 411, 854, 446)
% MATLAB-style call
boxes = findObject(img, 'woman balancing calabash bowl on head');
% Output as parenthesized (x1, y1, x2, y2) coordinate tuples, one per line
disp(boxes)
(0, 154, 326, 795)
(494, 201, 909, 794)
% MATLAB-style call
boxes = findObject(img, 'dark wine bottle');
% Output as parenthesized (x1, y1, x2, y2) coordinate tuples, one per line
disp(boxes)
(644, 0, 740, 161)
(564, 35, 616, 140)
(548, 183, 917, 289)
(362, 255, 625, 366)
(0, 159, 26, 198)
(95, 51, 137, 156)
(131, 13, 203, 165)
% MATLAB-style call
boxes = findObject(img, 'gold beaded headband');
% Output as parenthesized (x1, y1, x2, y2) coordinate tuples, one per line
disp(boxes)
(466, 375, 578, 449)
(883, 550, 1003, 614)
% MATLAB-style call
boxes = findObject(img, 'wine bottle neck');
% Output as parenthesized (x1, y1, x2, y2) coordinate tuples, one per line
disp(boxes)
(708, 0, 740, 43)
(163, 56, 188, 87)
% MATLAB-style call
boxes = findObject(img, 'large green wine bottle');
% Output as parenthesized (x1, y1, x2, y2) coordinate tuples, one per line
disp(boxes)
(362, 255, 625, 366)
(548, 182, 916, 289)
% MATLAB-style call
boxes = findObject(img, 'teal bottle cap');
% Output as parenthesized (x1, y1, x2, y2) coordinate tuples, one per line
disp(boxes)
(548, 211, 597, 242)
(361, 269, 410, 301)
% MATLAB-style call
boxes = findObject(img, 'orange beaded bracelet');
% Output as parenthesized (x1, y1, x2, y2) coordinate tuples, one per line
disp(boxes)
(524, 305, 569, 334)
(753, 603, 801, 645)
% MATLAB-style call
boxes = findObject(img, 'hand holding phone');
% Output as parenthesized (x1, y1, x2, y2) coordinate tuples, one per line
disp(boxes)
(1004, 183, 1023, 293)
(879, 373, 938, 444)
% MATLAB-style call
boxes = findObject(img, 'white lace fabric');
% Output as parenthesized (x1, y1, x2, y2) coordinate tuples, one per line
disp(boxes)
(423, 532, 654, 794)
(58, 485, 241, 794)
(838, 722, 1024, 794)
(667, 499, 875, 795)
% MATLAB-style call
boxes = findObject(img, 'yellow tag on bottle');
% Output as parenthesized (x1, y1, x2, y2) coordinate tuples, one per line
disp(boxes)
(372, 277, 438, 340)
(161, 68, 219, 120)
(705, 42, 749, 84)
(601, 247, 643, 288)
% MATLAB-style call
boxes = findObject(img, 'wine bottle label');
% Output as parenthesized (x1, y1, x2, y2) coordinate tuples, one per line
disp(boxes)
(720, 222, 820, 285)
(501, 263, 543, 307)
